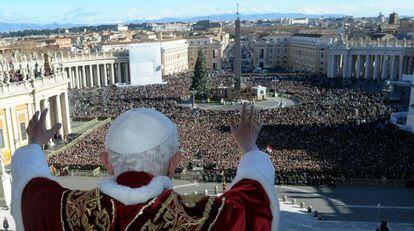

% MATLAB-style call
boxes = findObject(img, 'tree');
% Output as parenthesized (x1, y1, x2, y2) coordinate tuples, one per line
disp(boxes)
(191, 49, 210, 100)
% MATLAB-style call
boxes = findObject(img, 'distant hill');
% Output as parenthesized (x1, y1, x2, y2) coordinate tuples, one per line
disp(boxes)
(0, 22, 81, 33)
(0, 12, 345, 33)
(130, 12, 345, 23)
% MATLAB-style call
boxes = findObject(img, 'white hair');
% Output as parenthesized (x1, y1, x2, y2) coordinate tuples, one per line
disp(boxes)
(107, 129, 179, 177)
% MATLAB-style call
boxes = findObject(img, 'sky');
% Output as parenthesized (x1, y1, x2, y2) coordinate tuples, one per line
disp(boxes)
(0, 0, 414, 25)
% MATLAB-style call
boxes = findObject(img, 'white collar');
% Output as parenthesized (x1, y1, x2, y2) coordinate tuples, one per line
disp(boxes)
(98, 175, 172, 206)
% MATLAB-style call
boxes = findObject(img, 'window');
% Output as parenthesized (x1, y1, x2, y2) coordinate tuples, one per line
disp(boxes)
(320, 52, 325, 59)
(0, 128, 4, 149)
(213, 50, 216, 59)
(213, 63, 217, 70)
(259, 49, 265, 59)
(20, 122, 27, 141)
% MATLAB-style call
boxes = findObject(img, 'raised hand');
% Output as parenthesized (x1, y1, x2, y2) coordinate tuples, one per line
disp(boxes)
(228, 103, 263, 154)
(27, 109, 62, 146)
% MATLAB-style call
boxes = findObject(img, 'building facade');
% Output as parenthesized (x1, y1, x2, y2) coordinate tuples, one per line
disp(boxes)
(286, 34, 332, 74)
(252, 34, 291, 69)
(0, 55, 72, 162)
(160, 39, 189, 76)
(187, 37, 223, 71)
(252, 33, 333, 75)
(149, 23, 191, 32)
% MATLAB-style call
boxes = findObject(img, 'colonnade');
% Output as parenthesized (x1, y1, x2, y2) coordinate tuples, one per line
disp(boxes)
(64, 62, 130, 89)
(328, 53, 414, 80)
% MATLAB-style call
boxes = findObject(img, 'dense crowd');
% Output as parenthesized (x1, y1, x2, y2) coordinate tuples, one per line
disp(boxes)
(48, 72, 414, 182)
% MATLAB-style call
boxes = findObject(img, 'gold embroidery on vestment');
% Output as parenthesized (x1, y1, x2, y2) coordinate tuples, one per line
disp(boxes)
(64, 189, 113, 231)
(141, 192, 215, 231)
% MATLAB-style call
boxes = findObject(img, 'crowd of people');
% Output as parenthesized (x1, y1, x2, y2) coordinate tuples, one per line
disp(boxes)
(48, 72, 414, 183)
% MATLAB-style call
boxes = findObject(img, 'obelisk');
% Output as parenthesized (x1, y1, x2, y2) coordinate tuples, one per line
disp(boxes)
(234, 4, 241, 90)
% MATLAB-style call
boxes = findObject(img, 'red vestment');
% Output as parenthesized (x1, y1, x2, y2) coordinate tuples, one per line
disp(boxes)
(11, 144, 280, 231)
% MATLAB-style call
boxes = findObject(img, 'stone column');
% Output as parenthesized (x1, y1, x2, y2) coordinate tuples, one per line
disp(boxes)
(54, 95, 63, 137)
(124, 62, 129, 83)
(74, 69, 77, 88)
(390, 56, 396, 80)
(331, 55, 337, 78)
(34, 100, 41, 113)
(74, 67, 80, 89)
(374, 55, 380, 80)
(356, 55, 362, 79)
(43, 99, 54, 146)
(9, 107, 20, 150)
(117, 63, 122, 83)
(72, 67, 76, 88)
(61, 91, 72, 135)
(5, 107, 16, 153)
(75, 67, 80, 88)
(96, 64, 101, 87)
(64, 68, 70, 88)
(110, 63, 115, 84)
(89, 65, 94, 88)
(69, 67, 74, 88)
(381, 55, 388, 80)
(364, 55, 371, 80)
(72, 67, 77, 89)
(404, 56, 409, 75)
(399, 55, 404, 80)
(82, 66, 87, 88)
(335, 55, 340, 77)
(327, 54, 334, 78)
(27, 102, 34, 119)
(67, 67, 73, 89)
(342, 54, 348, 78)
(403, 57, 407, 74)
(102, 64, 108, 86)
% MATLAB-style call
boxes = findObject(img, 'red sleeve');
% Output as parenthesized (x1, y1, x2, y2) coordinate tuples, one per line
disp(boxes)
(212, 179, 272, 231)
(21, 177, 67, 231)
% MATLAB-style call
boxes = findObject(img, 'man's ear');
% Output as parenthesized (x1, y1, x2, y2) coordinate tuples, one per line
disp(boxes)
(168, 152, 182, 177)
(100, 151, 114, 175)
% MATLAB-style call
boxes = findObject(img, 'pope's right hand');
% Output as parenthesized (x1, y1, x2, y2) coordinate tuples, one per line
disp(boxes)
(27, 109, 62, 146)
(228, 103, 263, 154)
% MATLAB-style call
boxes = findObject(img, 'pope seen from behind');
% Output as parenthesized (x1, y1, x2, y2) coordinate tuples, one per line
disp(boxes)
(10, 104, 279, 231)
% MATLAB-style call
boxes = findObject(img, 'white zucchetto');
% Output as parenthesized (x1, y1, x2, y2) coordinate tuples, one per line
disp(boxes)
(105, 108, 178, 155)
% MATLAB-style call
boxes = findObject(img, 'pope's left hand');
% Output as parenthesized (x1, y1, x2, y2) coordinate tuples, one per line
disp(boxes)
(27, 109, 62, 146)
